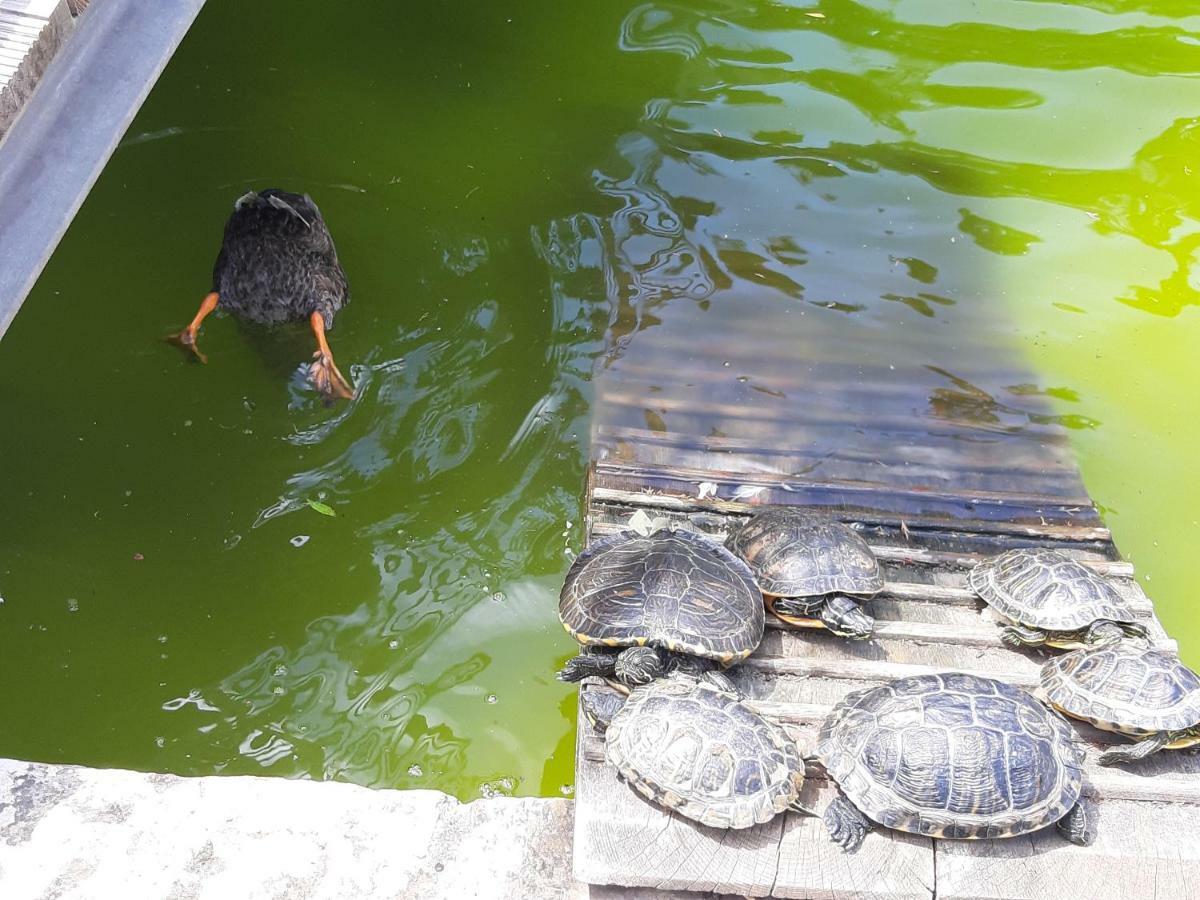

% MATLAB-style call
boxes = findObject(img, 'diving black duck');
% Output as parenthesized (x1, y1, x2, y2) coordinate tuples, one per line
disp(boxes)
(170, 189, 353, 399)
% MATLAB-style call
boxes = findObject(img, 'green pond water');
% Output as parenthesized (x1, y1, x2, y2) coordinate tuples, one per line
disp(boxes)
(1, 0, 1198, 799)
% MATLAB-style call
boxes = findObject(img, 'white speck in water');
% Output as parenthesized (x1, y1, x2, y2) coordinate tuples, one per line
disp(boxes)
(273, 665, 288, 677)
(184, 420, 192, 427)
(408, 764, 424, 778)
(290, 535, 310, 548)
(224, 533, 242, 550)
(66, 598, 79, 613)
(158, 634, 168, 644)
(491, 591, 505, 603)
(155, 737, 165, 749)
(486, 693, 498, 704)
(388, 639, 400, 650)
(272, 686, 285, 695)
(559, 784, 574, 796)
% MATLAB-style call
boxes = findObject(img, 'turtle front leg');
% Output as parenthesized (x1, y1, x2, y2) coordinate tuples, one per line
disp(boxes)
(1000, 624, 1048, 648)
(1099, 732, 1170, 766)
(557, 649, 618, 682)
(824, 793, 871, 852)
(1056, 799, 1095, 846)
(1084, 620, 1127, 648)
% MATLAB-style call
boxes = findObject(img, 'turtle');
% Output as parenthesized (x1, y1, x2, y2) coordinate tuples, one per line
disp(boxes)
(1040, 644, 1200, 766)
(726, 507, 882, 640)
(557, 529, 764, 686)
(816, 672, 1093, 851)
(581, 674, 806, 829)
(968, 548, 1147, 649)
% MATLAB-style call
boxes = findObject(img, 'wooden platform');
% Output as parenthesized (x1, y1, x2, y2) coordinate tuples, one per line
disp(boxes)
(572, 290, 1200, 898)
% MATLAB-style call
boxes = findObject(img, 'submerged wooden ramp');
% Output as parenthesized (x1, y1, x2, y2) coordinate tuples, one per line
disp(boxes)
(572, 292, 1200, 898)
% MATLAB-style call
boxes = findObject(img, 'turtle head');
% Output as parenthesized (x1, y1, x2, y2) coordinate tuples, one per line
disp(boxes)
(820, 595, 875, 641)
(615, 646, 665, 685)
(1084, 620, 1134, 648)
(580, 689, 626, 734)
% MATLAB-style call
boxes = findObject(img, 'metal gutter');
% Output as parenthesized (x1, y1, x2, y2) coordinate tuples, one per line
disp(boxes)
(0, 0, 206, 339)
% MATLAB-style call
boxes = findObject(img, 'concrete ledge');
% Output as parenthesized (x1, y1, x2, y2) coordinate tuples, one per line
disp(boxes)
(0, 758, 729, 899)
(0, 0, 205, 341)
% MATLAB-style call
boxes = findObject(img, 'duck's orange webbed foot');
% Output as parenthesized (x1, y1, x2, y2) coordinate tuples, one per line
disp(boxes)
(309, 350, 354, 400)
(308, 310, 354, 400)
(166, 328, 209, 364)
(167, 291, 219, 364)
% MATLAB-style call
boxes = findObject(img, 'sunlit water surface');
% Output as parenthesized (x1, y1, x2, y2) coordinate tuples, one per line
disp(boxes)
(1, 0, 1198, 798)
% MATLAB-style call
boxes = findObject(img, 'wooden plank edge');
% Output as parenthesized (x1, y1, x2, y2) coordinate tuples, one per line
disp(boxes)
(593, 460, 1098, 511)
(590, 488, 1112, 542)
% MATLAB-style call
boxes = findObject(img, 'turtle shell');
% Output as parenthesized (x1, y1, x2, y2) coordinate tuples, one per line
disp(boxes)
(817, 673, 1084, 840)
(605, 676, 803, 828)
(559, 529, 764, 664)
(727, 508, 883, 598)
(1041, 645, 1200, 734)
(968, 548, 1138, 631)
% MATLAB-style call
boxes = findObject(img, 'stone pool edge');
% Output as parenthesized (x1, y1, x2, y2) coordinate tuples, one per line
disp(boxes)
(0, 757, 716, 899)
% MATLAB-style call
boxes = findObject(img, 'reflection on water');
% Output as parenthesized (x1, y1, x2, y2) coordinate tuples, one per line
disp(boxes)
(1, 0, 1199, 798)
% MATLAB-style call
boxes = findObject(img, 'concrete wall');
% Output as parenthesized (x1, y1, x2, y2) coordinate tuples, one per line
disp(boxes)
(0, 758, 732, 899)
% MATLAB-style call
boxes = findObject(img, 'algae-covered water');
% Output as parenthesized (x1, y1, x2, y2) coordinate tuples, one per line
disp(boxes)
(1, 0, 1198, 799)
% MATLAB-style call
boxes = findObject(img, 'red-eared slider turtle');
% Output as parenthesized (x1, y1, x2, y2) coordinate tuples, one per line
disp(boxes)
(582, 674, 805, 829)
(817, 672, 1092, 851)
(727, 508, 882, 640)
(968, 548, 1147, 649)
(1041, 644, 1200, 766)
(557, 529, 764, 686)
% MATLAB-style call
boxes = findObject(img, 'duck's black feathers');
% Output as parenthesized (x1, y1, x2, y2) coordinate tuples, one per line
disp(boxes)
(212, 189, 348, 328)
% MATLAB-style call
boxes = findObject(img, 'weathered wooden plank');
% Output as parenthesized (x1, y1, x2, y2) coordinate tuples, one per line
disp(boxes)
(761, 618, 1175, 654)
(592, 461, 1098, 524)
(590, 487, 1111, 542)
(588, 505, 1128, 571)
(599, 426, 1088, 496)
(934, 800, 1200, 900)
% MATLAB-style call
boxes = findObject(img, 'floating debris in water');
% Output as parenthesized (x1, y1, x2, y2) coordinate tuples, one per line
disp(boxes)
(133, 552, 145, 561)
(224, 533, 242, 550)
(66, 598, 79, 613)
(290, 535, 310, 548)
(490, 591, 505, 603)
(479, 776, 517, 799)
(486, 693, 498, 705)
(154, 737, 165, 749)
(559, 784, 574, 797)
(388, 639, 400, 650)
(305, 499, 336, 517)
(407, 764, 424, 778)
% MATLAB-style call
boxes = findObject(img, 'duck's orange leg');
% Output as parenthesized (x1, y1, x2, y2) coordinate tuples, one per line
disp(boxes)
(308, 311, 354, 399)
(167, 292, 219, 363)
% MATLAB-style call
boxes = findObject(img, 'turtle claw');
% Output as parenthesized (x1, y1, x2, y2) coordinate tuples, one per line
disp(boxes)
(1056, 800, 1095, 846)
(824, 795, 870, 853)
